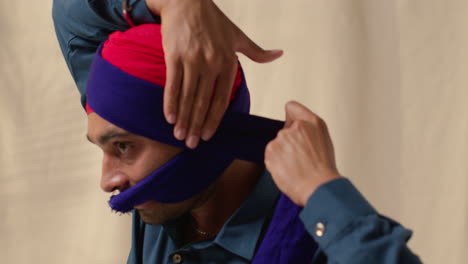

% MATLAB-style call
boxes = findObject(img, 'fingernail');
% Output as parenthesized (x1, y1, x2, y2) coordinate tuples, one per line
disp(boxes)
(187, 135, 199, 149)
(175, 128, 186, 140)
(201, 129, 214, 141)
(167, 114, 176, 124)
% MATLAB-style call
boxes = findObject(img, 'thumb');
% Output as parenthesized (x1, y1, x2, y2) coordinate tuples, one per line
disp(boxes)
(285, 101, 319, 128)
(237, 31, 283, 63)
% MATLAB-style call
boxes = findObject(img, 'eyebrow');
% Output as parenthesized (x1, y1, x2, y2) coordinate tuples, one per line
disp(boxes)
(86, 130, 132, 146)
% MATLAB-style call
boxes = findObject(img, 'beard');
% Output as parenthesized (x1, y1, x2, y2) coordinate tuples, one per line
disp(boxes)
(134, 181, 217, 226)
(136, 201, 193, 225)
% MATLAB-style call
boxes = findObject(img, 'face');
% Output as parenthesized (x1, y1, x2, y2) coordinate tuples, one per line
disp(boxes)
(87, 113, 204, 225)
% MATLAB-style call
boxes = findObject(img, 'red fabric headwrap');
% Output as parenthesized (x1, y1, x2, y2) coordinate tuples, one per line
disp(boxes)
(86, 24, 242, 115)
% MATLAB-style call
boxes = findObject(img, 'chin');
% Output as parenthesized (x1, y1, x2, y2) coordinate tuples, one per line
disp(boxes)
(136, 202, 191, 226)
(137, 210, 168, 225)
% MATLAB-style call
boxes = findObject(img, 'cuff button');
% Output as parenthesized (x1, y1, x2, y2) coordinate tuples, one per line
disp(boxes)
(172, 253, 183, 263)
(315, 222, 326, 237)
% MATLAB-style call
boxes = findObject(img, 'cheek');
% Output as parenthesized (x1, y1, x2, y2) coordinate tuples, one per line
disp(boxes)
(129, 143, 182, 184)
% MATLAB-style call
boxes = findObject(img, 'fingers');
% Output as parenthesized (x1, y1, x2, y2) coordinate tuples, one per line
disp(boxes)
(285, 101, 319, 127)
(285, 101, 338, 169)
(322, 121, 337, 165)
(264, 140, 278, 171)
(166, 52, 236, 149)
(185, 72, 216, 149)
(237, 31, 283, 63)
(174, 63, 199, 142)
(200, 61, 237, 141)
(264, 137, 285, 173)
(164, 57, 183, 124)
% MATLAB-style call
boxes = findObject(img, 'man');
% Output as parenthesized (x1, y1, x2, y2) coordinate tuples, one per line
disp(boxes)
(53, 1, 422, 263)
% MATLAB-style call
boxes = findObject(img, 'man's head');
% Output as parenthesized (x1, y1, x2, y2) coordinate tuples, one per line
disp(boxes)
(87, 113, 204, 224)
(87, 112, 222, 224)
(84, 24, 244, 224)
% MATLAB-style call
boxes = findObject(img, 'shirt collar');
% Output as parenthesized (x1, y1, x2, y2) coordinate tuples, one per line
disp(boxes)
(211, 169, 279, 260)
(162, 170, 279, 260)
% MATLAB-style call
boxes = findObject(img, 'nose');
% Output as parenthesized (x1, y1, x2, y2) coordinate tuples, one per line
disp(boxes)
(100, 154, 129, 193)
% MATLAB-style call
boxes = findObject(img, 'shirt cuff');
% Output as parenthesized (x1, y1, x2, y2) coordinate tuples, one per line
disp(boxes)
(299, 178, 377, 249)
(129, 0, 161, 24)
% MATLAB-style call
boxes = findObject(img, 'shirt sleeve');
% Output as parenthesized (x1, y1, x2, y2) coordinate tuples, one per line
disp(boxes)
(52, 0, 160, 107)
(299, 178, 423, 264)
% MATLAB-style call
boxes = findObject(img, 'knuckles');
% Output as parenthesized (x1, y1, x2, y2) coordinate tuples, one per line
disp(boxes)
(186, 52, 203, 65)
(276, 129, 288, 140)
(193, 99, 208, 111)
(180, 90, 195, 101)
(191, 106, 208, 125)
(290, 117, 328, 133)
(211, 96, 230, 111)
(204, 51, 223, 66)
(265, 141, 277, 156)
(289, 121, 309, 136)
(166, 45, 237, 77)
(164, 50, 182, 63)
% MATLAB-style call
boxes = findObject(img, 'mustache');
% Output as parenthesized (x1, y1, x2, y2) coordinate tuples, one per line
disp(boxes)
(109, 189, 120, 200)
(108, 189, 132, 215)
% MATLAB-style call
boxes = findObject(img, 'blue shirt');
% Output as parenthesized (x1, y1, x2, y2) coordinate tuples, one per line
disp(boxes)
(127, 170, 421, 264)
(52, 1, 423, 263)
(128, 170, 280, 264)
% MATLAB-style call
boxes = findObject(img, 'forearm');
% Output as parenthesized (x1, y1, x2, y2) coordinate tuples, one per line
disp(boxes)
(301, 178, 422, 264)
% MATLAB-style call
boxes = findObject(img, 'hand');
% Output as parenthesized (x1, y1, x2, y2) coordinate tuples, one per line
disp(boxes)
(265, 101, 341, 207)
(146, 0, 283, 149)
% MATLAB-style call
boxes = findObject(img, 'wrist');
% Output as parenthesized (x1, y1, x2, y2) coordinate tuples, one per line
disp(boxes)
(146, 0, 209, 16)
(299, 172, 341, 207)
(145, 0, 169, 16)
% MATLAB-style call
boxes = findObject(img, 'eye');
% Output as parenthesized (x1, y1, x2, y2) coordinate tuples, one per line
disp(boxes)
(115, 142, 130, 154)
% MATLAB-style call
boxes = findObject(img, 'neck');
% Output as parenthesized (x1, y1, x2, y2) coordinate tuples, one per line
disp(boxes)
(185, 159, 263, 242)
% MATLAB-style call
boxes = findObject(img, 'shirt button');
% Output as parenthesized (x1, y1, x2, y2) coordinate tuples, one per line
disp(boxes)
(172, 253, 183, 263)
(315, 222, 326, 237)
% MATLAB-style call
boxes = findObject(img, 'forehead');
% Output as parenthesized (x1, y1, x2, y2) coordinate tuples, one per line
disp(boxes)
(88, 112, 118, 130)
(86, 112, 183, 155)
(87, 113, 129, 140)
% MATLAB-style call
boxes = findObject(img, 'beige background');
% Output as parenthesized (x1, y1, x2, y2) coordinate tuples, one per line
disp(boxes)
(1, 0, 467, 263)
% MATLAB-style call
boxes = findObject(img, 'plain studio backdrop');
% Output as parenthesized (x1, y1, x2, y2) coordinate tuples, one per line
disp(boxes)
(1, 0, 467, 263)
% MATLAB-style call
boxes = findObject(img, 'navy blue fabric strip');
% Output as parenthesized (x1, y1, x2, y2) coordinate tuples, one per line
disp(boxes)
(252, 195, 317, 264)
